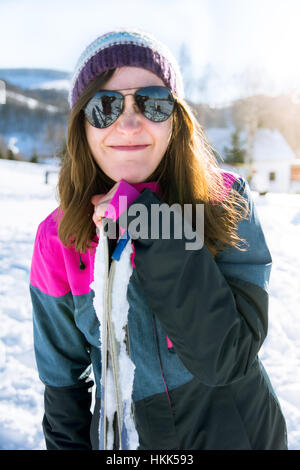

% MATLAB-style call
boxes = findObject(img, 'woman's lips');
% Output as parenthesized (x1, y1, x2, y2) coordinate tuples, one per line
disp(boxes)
(109, 145, 150, 151)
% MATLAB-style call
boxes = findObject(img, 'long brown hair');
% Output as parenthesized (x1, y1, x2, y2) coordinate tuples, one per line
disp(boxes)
(57, 69, 249, 257)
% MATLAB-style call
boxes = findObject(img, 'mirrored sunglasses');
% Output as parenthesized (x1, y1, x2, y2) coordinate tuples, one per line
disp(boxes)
(84, 86, 175, 129)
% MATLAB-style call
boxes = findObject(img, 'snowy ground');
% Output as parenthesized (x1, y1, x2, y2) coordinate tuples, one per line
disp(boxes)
(0, 159, 299, 450)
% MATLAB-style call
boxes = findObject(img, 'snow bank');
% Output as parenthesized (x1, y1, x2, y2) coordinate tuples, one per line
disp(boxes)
(0, 160, 58, 450)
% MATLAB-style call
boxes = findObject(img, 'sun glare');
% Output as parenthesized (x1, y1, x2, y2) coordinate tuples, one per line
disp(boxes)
(257, 3, 300, 93)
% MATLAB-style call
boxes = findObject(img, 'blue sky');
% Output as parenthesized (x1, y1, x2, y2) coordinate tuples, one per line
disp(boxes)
(1, 0, 300, 103)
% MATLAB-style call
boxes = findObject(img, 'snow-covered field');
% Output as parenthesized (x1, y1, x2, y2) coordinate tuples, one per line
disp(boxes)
(0, 159, 299, 450)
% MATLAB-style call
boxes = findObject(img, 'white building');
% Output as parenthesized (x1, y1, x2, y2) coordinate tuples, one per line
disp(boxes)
(205, 127, 300, 194)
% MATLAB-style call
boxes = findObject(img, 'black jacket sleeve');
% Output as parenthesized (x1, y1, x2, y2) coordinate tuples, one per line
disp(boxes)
(122, 177, 271, 387)
(43, 380, 93, 450)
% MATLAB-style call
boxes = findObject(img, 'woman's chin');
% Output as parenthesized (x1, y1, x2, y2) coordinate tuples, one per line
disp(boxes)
(113, 172, 150, 185)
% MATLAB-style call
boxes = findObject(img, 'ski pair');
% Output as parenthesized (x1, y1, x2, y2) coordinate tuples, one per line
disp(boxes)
(99, 233, 131, 450)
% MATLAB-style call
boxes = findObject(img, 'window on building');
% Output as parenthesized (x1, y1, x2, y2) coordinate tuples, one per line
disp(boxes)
(291, 166, 300, 181)
(269, 172, 276, 181)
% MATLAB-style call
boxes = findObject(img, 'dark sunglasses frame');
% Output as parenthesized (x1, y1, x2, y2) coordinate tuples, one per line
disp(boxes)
(83, 85, 176, 129)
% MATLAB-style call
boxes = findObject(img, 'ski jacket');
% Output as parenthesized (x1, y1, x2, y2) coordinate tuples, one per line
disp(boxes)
(29, 170, 288, 450)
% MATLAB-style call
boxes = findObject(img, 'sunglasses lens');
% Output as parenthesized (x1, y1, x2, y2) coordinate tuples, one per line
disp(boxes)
(84, 91, 123, 128)
(135, 86, 175, 122)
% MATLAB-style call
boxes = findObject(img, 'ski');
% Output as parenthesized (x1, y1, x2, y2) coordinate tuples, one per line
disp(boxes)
(100, 235, 124, 449)
(99, 234, 109, 450)
(106, 258, 124, 448)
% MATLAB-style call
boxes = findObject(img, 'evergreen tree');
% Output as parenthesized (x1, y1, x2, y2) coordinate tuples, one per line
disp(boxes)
(30, 151, 39, 163)
(6, 149, 15, 160)
(224, 129, 247, 164)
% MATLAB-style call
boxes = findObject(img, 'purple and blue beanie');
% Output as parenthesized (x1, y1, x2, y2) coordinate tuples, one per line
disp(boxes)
(68, 29, 184, 108)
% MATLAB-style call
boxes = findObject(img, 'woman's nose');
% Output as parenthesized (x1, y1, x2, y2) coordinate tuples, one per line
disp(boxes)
(115, 95, 142, 133)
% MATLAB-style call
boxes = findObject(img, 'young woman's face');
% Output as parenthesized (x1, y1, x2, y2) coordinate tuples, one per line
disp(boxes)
(84, 66, 173, 183)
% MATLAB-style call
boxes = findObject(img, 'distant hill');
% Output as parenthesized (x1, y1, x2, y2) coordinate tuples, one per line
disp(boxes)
(0, 68, 71, 91)
(0, 70, 70, 159)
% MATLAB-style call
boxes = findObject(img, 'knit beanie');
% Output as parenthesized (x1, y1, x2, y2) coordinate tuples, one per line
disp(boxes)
(68, 29, 184, 108)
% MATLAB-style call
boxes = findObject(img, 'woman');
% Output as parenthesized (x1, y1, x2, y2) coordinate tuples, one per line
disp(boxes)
(30, 29, 288, 450)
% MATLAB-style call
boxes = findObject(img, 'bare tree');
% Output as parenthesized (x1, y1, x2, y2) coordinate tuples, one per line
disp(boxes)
(178, 43, 195, 100)
(0, 135, 7, 158)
